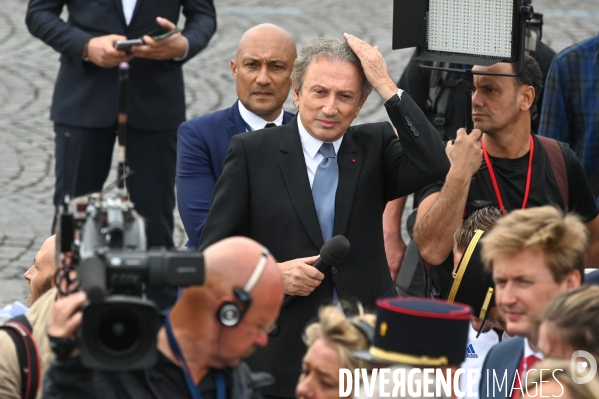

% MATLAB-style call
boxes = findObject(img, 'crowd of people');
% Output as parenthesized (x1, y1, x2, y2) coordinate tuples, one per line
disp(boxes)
(0, 1, 598, 398)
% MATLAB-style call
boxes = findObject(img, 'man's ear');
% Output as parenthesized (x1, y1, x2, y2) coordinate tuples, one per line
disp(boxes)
(564, 270, 582, 290)
(355, 95, 368, 118)
(519, 85, 535, 112)
(230, 59, 237, 80)
(292, 82, 300, 107)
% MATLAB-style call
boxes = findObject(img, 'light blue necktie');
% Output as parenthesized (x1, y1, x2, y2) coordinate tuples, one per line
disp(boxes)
(312, 143, 340, 305)
(312, 143, 338, 242)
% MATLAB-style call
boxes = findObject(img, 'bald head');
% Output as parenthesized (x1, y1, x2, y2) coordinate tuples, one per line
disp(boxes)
(183, 237, 285, 368)
(24, 235, 56, 305)
(231, 24, 297, 121)
(236, 24, 296, 58)
(203, 237, 283, 303)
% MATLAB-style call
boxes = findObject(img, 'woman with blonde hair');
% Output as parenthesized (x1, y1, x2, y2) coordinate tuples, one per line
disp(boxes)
(537, 285, 599, 366)
(295, 305, 375, 399)
(526, 359, 599, 398)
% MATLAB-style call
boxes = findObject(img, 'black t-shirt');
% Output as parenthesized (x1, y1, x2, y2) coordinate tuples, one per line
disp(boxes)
(43, 353, 261, 399)
(419, 134, 598, 298)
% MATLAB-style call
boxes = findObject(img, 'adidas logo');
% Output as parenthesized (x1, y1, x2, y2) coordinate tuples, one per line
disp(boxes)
(465, 344, 478, 359)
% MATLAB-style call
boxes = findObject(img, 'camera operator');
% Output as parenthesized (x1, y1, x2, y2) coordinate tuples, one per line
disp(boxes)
(43, 237, 285, 399)
(0, 235, 57, 399)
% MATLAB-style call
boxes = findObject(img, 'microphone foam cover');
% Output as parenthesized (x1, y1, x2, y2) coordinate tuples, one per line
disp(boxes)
(320, 235, 350, 266)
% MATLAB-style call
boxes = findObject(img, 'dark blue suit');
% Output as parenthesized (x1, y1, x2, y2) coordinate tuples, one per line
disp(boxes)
(177, 101, 294, 248)
(479, 336, 524, 399)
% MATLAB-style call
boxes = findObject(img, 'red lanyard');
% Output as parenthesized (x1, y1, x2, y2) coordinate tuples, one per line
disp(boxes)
(481, 135, 534, 216)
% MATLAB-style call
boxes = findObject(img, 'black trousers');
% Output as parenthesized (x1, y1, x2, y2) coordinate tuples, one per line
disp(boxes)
(53, 123, 177, 249)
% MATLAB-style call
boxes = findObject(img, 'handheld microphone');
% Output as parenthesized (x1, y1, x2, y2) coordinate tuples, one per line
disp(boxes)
(117, 62, 129, 190)
(283, 235, 350, 307)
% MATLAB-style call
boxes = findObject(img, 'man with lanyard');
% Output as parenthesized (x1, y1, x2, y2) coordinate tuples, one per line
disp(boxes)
(413, 55, 599, 299)
(42, 237, 285, 399)
(177, 24, 297, 249)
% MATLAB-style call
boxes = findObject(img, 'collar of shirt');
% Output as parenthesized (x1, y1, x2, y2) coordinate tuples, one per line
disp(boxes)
(297, 114, 343, 159)
(122, 0, 137, 25)
(238, 100, 284, 131)
(297, 114, 343, 188)
(523, 337, 544, 361)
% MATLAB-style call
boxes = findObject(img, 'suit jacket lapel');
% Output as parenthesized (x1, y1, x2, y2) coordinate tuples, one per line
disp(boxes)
(129, 0, 145, 27)
(227, 101, 246, 139)
(334, 129, 361, 237)
(112, 0, 127, 27)
(505, 340, 524, 399)
(278, 118, 324, 250)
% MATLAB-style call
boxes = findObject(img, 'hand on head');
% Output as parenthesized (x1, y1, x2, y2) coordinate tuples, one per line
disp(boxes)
(343, 33, 398, 102)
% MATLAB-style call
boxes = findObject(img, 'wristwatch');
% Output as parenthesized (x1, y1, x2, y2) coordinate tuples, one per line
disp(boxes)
(48, 334, 78, 359)
(384, 88, 403, 107)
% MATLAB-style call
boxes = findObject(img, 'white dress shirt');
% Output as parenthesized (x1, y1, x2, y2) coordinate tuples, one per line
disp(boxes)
(522, 337, 544, 370)
(297, 114, 343, 188)
(122, 0, 137, 25)
(238, 101, 284, 131)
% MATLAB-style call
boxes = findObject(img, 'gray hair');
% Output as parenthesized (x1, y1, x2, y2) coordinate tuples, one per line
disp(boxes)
(291, 37, 373, 100)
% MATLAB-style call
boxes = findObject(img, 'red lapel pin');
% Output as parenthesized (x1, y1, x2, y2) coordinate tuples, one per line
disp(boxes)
(352, 159, 356, 163)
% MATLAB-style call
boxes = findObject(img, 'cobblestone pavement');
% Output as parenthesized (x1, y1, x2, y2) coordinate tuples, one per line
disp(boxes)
(0, 0, 597, 304)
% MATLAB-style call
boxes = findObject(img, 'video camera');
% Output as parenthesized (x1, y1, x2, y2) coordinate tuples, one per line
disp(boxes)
(55, 64, 204, 372)
(56, 193, 204, 371)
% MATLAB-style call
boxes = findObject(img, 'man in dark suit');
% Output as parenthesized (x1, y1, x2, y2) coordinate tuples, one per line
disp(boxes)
(26, 0, 216, 249)
(177, 24, 297, 248)
(478, 206, 585, 398)
(199, 34, 450, 398)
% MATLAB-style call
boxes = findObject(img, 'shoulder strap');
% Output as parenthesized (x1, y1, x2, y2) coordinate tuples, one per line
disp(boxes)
(537, 135, 569, 211)
(427, 62, 452, 139)
(0, 315, 41, 399)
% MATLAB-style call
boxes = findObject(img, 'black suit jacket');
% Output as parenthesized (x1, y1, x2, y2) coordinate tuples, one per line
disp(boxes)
(26, 0, 216, 130)
(199, 94, 450, 397)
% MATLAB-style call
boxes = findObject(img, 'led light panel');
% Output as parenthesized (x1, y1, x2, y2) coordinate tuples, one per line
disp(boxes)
(428, 0, 514, 58)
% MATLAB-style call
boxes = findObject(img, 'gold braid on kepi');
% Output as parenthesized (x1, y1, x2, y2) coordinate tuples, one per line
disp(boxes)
(448, 229, 485, 302)
(446, 230, 496, 336)
(353, 297, 472, 367)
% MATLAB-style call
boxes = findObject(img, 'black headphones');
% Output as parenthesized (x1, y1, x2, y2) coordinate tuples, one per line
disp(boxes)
(217, 248, 269, 327)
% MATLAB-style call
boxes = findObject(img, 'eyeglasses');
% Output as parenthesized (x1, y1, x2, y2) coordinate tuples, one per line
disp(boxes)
(263, 321, 277, 334)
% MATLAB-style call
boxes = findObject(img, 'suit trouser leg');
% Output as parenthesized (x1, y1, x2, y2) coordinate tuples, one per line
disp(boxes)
(125, 126, 176, 249)
(53, 123, 116, 232)
(53, 123, 176, 249)
(126, 126, 177, 310)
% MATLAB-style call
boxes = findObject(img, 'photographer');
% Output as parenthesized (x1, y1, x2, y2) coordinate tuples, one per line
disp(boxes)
(43, 237, 285, 399)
